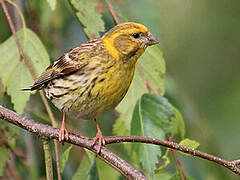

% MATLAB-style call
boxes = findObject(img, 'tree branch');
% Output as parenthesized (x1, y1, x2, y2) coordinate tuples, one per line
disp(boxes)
(0, 105, 147, 180)
(1, 106, 240, 176)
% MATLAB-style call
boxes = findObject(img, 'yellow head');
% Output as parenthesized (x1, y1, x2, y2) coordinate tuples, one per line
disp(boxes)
(102, 22, 159, 61)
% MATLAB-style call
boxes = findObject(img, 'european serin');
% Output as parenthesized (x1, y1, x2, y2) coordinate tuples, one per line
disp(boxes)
(23, 22, 159, 152)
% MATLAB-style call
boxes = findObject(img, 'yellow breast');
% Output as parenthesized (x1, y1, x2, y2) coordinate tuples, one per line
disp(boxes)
(64, 57, 136, 120)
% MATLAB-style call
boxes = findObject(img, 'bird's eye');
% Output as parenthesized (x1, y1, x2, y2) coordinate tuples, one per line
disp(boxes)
(132, 33, 140, 39)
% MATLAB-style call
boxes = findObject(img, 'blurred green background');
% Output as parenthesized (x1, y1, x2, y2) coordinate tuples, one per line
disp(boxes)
(0, 0, 240, 179)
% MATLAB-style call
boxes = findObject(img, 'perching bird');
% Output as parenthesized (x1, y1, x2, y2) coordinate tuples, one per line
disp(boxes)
(23, 22, 159, 153)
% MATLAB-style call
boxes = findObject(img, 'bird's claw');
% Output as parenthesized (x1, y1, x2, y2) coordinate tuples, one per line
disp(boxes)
(92, 130, 105, 154)
(59, 125, 69, 145)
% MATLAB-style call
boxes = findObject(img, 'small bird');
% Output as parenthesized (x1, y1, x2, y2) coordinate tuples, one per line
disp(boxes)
(23, 22, 159, 153)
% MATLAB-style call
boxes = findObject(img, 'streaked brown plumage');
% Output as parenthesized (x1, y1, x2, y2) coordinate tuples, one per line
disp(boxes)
(23, 22, 159, 152)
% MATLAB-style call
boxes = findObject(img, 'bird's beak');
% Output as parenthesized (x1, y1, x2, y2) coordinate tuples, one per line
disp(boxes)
(146, 32, 159, 46)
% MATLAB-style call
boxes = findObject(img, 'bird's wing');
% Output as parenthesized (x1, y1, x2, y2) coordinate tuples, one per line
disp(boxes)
(23, 44, 93, 91)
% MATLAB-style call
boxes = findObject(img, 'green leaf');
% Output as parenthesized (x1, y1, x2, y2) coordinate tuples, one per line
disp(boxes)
(69, 0, 105, 38)
(171, 107, 185, 139)
(72, 150, 98, 180)
(88, 160, 99, 180)
(131, 94, 174, 176)
(179, 138, 200, 156)
(7, 61, 34, 113)
(169, 173, 195, 180)
(96, 158, 120, 180)
(46, 0, 57, 11)
(114, 46, 166, 137)
(0, 147, 10, 176)
(0, 28, 50, 113)
(0, 91, 13, 110)
(60, 145, 72, 173)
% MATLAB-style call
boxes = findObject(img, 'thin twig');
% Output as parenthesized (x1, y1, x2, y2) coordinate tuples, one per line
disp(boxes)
(0, 105, 240, 176)
(0, 105, 148, 180)
(168, 136, 185, 180)
(0, 1, 61, 179)
(6, 157, 21, 180)
(104, 136, 240, 175)
(54, 141, 61, 180)
(137, 63, 157, 93)
(105, 0, 120, 24)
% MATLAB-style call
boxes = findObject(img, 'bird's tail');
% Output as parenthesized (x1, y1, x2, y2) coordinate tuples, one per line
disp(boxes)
(21, 84, 44, 91)
(21, 86, 33, 91)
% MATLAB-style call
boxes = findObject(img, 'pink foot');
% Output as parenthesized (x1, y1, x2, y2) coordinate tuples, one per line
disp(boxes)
(92, 129, 105, 154)
(58, 122, 69, 145)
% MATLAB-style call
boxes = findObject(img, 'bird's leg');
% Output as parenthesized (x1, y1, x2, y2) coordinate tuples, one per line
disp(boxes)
(59, 112, 69, 144)
(92, 118, 105, 154)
